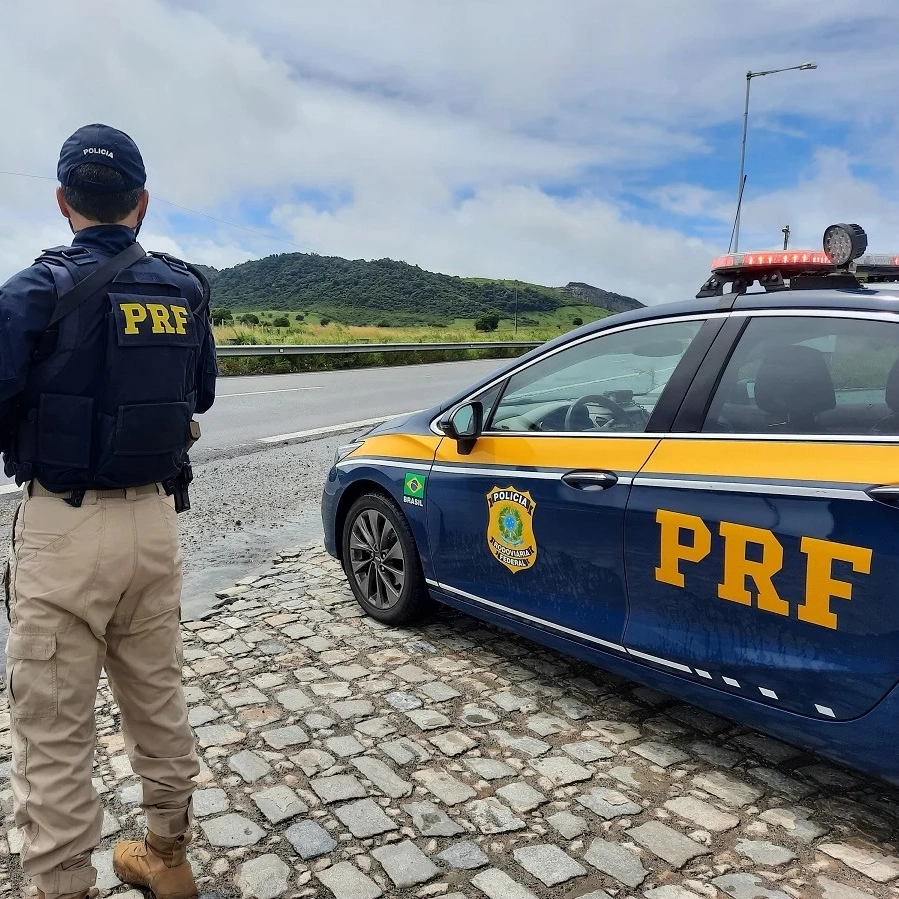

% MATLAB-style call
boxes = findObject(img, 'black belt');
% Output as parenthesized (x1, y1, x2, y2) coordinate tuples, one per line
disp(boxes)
(28, 482, 160, 500)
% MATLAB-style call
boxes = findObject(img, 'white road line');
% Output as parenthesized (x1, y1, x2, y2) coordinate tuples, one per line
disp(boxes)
(259, 411, 423, 445)
(218, 387, 325, 398)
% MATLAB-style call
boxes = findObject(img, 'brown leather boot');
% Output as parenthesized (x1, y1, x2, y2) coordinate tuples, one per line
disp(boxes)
(112, 831, 197, 899)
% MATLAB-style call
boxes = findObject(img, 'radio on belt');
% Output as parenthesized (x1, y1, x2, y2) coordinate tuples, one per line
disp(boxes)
(697, 223, 899, 298)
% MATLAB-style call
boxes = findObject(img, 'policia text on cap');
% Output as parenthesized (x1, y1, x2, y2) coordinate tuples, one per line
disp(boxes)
(0, 124, 217, 899)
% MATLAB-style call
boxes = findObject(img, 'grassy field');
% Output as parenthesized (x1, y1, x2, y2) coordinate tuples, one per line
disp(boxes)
(213, 304, 604, 345)
(213, 305, 607, 375)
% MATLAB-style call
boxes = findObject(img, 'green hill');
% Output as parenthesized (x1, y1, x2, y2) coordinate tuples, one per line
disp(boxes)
(199, 252, 643, 326)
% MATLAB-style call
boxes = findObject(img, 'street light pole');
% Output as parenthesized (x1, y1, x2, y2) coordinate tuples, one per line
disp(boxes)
(514, 282, 519, 336)
(731, 62, 817, 253)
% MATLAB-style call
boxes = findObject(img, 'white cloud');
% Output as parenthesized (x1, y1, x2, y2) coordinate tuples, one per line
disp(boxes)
(271, 185, 714, 303)
(1, 0, 898, 304)
(738, 150, 899, 252)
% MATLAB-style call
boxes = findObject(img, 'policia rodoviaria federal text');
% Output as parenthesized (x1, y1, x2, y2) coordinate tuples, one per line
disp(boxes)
(1, 124, 217, 899)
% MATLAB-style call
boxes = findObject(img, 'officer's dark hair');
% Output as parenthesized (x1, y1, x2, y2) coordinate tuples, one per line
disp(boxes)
(62, 164, 143, 223)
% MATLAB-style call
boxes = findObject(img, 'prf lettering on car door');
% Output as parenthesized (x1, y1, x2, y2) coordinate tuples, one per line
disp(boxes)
(654, 509, 873, 631)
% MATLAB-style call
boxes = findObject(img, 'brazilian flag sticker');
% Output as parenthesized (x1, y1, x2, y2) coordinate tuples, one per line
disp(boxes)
(404, 473, 425, 500)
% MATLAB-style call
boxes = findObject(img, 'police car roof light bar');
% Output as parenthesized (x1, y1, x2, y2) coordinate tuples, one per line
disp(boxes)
(697, 224, 899, 298)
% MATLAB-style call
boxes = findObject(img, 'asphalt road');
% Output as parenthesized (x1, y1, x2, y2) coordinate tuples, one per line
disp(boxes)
(192, 358, 503, 462)
(0, 358, 504, 665)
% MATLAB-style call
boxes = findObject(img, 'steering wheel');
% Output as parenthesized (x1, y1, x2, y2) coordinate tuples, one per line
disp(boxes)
(564, 393, 631, 432)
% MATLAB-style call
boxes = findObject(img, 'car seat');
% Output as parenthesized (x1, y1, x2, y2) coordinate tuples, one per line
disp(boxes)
(871, 357, 899, 434)
(753, 344, 836, 432)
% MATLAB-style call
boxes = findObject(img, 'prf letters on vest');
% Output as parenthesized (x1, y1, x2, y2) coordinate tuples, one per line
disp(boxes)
(654, 508, 873, 631)
(120, 302, 190, 336)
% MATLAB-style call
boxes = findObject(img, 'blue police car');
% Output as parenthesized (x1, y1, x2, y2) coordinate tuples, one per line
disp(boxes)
(322, 224, 899, 783)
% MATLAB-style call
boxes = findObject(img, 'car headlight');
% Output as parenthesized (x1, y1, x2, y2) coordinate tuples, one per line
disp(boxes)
(333, 441, 365, 466)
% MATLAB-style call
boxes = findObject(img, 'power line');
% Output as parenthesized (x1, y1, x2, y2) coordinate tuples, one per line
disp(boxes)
(154, 197, 316, 253)
(0, 170, 51, 181)
(0, 169, 316, 254)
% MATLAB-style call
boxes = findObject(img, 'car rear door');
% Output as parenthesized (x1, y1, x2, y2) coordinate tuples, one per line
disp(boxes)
(623, 309, 899, 720)
(426, 316, 716, 651)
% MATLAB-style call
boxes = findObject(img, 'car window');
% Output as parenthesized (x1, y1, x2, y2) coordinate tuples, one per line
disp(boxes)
(473, 382, 503, 423)
(488, 320, 705, 433)
(702, 315, 899, 436)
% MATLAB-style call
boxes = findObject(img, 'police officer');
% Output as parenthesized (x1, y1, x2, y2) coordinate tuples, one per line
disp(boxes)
(1, 124, 216, 899)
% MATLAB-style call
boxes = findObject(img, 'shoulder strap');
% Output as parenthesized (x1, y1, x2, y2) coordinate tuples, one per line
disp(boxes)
(149, 252, 211, 313)
(184, 262, 212, 313)
(48, 241, 146, 327)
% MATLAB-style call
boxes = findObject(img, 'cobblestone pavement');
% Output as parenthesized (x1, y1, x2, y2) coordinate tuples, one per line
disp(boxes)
(3, 544, 899, 899)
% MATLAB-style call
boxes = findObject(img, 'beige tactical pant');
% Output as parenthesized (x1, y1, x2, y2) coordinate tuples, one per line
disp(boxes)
(4, 485, 199, 897)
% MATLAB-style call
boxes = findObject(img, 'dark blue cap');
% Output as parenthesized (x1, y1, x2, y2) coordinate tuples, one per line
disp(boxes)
(57, 124, 146, 193)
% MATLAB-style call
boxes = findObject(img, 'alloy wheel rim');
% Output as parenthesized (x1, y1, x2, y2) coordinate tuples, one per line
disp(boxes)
(349, 509, 405, 609)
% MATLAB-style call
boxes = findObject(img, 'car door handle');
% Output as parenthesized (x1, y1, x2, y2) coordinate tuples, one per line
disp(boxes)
(561, 470, 619, 491)
(868, 484, 899, 507)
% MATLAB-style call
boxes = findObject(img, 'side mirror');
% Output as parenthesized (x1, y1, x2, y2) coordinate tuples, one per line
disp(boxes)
(439, 401, 483, 454)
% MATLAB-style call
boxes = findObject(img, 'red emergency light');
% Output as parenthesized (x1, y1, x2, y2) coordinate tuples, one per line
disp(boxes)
(710, 251, 899, 276)
(712, 251, 827, 273)
(711, 250, 828, 273)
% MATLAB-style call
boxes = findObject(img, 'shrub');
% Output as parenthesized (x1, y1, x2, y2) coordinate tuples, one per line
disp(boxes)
(475, 313, 500, 332)
(573, 316, 584, 326)
(272, 315, 291, 328)
(225, 329, 260, 345)
(237, 313, 260, 325)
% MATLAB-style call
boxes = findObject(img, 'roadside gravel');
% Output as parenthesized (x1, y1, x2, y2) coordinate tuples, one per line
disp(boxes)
(0, 434, 345, 670)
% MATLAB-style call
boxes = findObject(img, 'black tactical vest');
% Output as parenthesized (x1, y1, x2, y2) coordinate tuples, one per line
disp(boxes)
(4, 245, 207, 491)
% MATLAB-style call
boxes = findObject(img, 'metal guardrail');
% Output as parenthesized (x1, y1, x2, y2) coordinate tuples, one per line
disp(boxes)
(215, 341, 541, 357)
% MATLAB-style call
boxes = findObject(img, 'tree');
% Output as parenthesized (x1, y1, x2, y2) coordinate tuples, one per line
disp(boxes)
(238, 313, 259, 325)
(295, 313, 305, 321)
(572, 317, 584, 326)
(474, 313, 499, 332)
(272, 315, 291, 328)
(320, 318, 331, 326)
(211, 307, 233, 323)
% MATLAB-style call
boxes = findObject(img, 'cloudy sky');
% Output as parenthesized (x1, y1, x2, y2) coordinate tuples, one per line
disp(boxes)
(2, 0, 898, 303)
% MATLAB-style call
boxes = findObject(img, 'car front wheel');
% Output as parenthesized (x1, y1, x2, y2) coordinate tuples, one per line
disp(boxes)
(341, 492, 429, 624)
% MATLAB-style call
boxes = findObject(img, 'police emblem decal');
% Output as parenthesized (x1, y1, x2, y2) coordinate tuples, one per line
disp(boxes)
(486, 486, 537, 572)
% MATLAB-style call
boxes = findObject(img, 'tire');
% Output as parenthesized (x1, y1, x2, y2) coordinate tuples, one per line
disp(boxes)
(341, 492, 430, 625)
